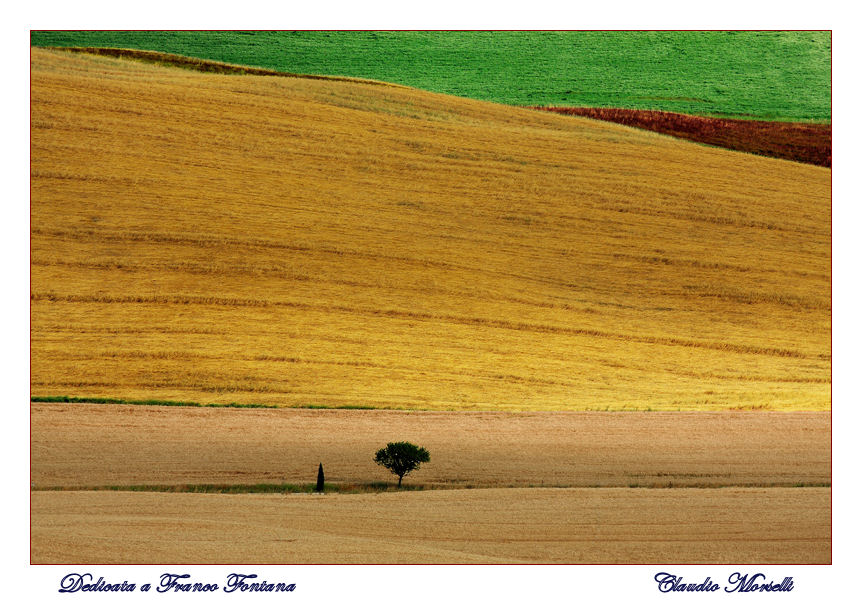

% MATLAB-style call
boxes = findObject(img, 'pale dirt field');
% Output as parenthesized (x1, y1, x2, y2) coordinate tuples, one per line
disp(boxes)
(31, 488, 830, 564)
(30, 406, 830, 564)
(31, 405, 831, 488)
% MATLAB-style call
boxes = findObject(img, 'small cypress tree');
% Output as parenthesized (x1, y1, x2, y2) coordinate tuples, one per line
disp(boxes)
(316, 462, 324, 493)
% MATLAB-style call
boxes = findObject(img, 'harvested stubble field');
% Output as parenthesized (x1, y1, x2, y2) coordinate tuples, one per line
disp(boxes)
(30, 405, 830, 563)
(31, 488, 830, 564)
(30, 405, 830, 489)
(30, 49, 830, 411)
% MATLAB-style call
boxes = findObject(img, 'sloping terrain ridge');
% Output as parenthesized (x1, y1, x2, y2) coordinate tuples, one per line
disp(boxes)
(48, 47, 832, 167)
(30, 49, 831, 410)
(30, 30, 831, 121)
(534, 107, 831, 167)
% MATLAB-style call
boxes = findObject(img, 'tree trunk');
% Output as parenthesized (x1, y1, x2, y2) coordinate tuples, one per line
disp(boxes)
(398, 474, 403, 488)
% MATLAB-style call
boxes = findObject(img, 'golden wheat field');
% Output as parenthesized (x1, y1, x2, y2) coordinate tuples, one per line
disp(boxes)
(30, 48, 830, 411)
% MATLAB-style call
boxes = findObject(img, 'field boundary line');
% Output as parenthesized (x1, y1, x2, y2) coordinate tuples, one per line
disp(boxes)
(30, 482, 832, 494)
(45, 47, 410, 89)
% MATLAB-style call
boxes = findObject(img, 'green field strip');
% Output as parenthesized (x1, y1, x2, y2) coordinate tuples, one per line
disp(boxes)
(30, 31, 831, 121)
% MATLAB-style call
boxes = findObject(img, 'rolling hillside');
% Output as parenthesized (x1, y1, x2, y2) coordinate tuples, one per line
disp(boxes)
(30, 31, 831, 121)
(30, 48, 831, 411)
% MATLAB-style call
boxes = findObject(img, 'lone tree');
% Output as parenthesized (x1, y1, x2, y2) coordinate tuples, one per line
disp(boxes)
(374, 441, 430, 488)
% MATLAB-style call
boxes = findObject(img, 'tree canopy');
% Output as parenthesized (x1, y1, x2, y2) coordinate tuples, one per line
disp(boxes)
(373, 441, 430, 487)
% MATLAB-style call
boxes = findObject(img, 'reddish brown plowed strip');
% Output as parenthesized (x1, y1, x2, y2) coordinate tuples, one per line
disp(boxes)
(532, 107, 831, 167)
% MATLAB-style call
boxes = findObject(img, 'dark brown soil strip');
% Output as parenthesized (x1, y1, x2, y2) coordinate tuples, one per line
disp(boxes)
(531, 107, 831, 167)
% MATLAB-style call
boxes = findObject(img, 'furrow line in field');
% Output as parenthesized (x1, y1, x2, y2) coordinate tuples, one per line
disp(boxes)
(34, 350, 578, 388)
(678, 286, 829, 310)
(29, 379, 287, 394)
(610, 252, 830, 281)
(29, 258, 598, 314)
(31, 292, 813, 359)
(36, 348, 831, 385)
(591, 202, 821, 235)
(31, 226, 516, 282)
(31, 227, 829, 304)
